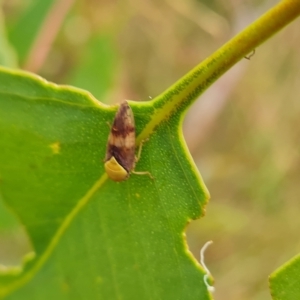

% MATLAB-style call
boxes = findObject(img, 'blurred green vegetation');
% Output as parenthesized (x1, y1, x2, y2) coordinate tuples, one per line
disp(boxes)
(0, 0, 299, 299)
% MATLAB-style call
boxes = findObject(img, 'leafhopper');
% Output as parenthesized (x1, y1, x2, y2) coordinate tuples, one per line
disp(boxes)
(104, 101, 152, 181)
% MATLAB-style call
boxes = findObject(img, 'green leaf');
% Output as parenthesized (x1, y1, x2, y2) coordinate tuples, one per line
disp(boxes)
(7, 0, 55, 63)
(67, 35, 118, 101)
(269, 254, 300, 300)
(0, 194, 19, 231)
(0, 66, 210, 299)
(0, 10, 17, 68)
(0, 2, 300, 299)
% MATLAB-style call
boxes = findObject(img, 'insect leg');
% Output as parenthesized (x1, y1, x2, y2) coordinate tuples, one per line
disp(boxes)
(133, 139, 154, 179)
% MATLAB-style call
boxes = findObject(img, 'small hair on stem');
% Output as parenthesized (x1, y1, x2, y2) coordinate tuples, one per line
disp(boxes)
(244, 49, 256, 60)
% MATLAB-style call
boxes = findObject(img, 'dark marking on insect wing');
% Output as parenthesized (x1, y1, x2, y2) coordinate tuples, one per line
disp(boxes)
(104, 101, 136, 181)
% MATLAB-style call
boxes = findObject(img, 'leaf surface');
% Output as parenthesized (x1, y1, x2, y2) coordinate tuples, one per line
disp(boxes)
(0, 67, 210, 299)
(1, 3, 300, 298)
(270, 254, 300, 300)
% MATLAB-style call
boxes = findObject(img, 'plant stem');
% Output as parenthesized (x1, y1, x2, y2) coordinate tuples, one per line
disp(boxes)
(138, 0, 300, 142)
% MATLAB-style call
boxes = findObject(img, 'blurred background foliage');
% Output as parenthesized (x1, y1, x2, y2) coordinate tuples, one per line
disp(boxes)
(0, 0, 299, 299)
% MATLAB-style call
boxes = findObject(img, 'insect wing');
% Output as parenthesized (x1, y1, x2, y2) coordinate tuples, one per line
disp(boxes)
(105, 101, 136, 173)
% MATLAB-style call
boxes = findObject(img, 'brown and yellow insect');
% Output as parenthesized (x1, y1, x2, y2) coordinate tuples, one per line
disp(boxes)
(104, 101, 152, 182)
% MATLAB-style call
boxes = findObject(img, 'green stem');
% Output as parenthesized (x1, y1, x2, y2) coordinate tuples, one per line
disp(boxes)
(138, 0, 300, 142)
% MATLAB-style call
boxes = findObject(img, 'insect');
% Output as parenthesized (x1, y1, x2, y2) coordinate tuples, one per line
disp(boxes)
(104, 101, 152, 182)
